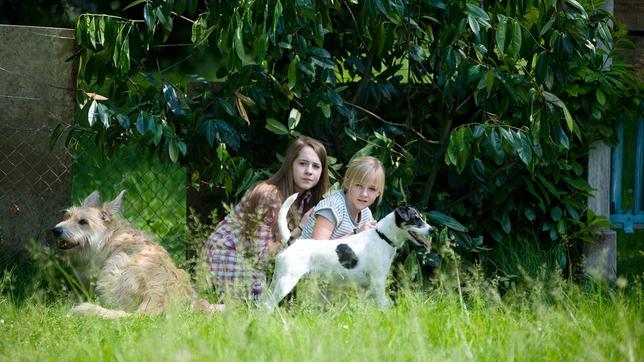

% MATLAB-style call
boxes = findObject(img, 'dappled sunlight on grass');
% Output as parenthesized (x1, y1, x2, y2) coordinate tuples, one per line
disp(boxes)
(1, 271, 642, 362)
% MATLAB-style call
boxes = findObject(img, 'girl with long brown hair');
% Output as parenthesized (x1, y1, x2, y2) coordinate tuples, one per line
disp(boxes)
(202, 136, 329, 301)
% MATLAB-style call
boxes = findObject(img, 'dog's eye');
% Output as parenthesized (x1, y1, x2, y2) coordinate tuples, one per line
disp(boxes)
(78, 219, 88, 225)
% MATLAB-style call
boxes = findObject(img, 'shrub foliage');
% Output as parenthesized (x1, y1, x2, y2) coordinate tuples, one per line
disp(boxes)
(59, 0, 642, 278)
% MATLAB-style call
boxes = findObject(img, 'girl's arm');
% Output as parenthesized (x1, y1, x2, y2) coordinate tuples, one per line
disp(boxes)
(292, 207, 314, 239)
(310, 213, 377, 239)
(311, 215, 336, 240)
(356, 220, 377, 233)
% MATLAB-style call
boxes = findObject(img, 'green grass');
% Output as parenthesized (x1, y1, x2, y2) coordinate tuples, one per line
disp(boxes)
(0, 275, 642, 362)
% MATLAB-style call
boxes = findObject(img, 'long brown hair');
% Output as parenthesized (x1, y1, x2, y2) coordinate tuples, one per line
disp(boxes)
(240, 136, 329, 238)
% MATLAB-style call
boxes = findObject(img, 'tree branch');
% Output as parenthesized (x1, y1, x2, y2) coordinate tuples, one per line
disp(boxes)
(344, 101, 438, 144)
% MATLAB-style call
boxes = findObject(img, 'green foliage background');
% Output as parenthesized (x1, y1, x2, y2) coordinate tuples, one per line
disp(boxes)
(57, 0, 643, 281)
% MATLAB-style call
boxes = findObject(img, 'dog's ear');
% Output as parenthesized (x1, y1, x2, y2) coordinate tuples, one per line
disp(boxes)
(395, 206, 411, 224)
(103, 190, 126, 217)
(82, 191, 101, 208)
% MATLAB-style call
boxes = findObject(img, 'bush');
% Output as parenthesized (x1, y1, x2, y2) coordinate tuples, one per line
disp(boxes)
(57, 0, 643, 282)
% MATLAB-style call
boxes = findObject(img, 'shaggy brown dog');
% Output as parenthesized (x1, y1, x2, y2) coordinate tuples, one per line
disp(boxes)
(52, 190, 222, 318)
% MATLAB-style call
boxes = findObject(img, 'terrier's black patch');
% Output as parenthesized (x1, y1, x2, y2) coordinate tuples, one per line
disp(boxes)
(336, 243, 358, 269)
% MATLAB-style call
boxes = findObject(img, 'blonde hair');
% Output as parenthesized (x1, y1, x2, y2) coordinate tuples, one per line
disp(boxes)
(342, 156, 385, 204)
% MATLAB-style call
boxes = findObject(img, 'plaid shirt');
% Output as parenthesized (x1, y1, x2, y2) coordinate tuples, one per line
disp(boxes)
(202, 189, 310, 301)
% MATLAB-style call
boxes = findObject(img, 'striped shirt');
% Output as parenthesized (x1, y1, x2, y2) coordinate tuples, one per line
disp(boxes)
(301, 191, 373, 239)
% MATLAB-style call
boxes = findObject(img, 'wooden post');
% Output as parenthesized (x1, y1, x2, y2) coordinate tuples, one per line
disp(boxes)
(0, 25, 76, 254)
(585, 141, 617, 282)
(583, 0, 617, 282)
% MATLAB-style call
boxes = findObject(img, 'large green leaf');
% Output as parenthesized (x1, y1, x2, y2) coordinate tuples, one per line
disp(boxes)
(96, 102, 110, 128)
(495, 15, 507, 55)
(143, 3, 154, 32)
(216, 120, 240, 151)
(88, 17, 97, 48)
(446, 127, 473, 173)
(536, 173, 561, 199)
(163, 83, 185, 116)
(595, 89, 606, 106)
(201, 119, 240, 151)
(119, 36, 130, 74)
(155, 6, 172, 33)
(288, 58, 298, 90)
(543, 91, 574, 132)
(234, 23, 246, 62)
(287, 108, 301, 130)
(265, 118, 289, 135)
(486, 128, 505, 164)
(272, 0, 283, 42)
(565, 0, 588, 18)
(467, 14, 480, 37)
(510, 19, 522, 61)
(427, 211, 468, 232)
(167, 139, 179, 163)
(135, 111, 147, 135)
(203, 119, 218, 146)
(516, 132, 533, 167)
(466, 4, 491, 29)
(485, 68, 494, 96)
(192, 14, 215, 49)
(96, 17, 105, 46)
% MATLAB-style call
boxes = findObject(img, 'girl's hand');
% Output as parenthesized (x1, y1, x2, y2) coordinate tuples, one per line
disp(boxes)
(357, 220, 377, 233)
(299, 208, 314, 229)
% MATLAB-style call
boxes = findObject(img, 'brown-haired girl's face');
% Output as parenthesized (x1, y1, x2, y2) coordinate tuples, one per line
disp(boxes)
(292, 146, 322, 193)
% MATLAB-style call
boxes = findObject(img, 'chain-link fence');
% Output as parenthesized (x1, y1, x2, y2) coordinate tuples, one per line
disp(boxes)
(1, 125, 72, 254)
(0, 125, 187, 261)
(71, 136, 188, 259)
(0, 24, 193, 300)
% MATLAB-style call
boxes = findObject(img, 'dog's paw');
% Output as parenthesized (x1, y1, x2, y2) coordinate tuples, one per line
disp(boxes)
(69, 302, 129, 318)
(192, 299, 225, 313)
(69, 302, 97, 316)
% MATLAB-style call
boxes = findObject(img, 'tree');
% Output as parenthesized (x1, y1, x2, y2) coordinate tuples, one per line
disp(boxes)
(58, 0, 642, 280)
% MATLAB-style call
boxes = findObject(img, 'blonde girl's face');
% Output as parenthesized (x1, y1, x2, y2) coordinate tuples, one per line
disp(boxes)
(292, 146, 323, 193)
(345, 175, 380, 214)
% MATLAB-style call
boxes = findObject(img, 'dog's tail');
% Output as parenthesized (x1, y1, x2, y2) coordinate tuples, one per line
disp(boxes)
(69, 302, 131, 319)
(278, 193, 299, 245)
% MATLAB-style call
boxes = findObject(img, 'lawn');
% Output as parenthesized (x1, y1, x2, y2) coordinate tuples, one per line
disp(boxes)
(0, 275, 641, 362)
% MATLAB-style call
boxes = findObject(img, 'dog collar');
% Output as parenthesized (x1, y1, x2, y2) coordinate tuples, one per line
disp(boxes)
(375, 229, 396, 248)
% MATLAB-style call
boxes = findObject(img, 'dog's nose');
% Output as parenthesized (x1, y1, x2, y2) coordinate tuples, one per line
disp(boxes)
(52, 227, 63, 237)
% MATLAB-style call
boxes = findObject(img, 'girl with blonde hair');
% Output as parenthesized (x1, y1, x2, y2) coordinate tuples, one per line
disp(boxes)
(301, 156, 385, 240)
